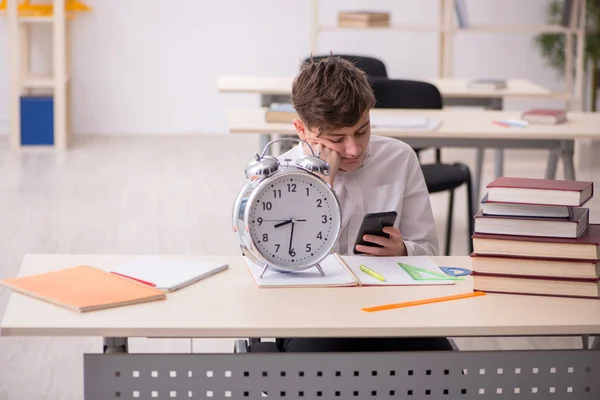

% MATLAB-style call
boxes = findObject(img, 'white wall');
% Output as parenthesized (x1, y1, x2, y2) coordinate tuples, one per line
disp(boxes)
(0, 0, 566, 136)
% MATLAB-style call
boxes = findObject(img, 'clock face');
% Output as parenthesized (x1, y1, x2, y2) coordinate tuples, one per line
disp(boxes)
(247, 171, 340, 269)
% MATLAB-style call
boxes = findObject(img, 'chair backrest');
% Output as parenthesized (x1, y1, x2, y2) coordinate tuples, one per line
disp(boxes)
(302, 54, 388, 78)
(369, 78, 443, 110)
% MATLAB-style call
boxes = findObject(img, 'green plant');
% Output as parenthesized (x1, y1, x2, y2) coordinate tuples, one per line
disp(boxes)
(534, 0, 600, 110)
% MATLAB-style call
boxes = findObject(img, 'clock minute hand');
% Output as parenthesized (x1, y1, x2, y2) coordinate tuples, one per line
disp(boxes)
(288, 220, 295, 255)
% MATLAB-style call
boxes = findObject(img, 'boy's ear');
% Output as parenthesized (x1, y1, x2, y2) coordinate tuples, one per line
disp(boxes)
(292, 119, 307, 141)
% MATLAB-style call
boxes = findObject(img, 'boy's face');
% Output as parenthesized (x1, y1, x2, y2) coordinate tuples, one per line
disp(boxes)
(294, 110, 371, 173)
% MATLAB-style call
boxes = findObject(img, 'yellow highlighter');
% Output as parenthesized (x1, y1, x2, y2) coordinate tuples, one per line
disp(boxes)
(359, 264, 386, 282)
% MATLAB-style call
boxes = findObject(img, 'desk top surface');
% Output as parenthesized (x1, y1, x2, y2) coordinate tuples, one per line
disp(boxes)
(227, 108, 600, 140)
(217, 75, 553, 98)
(2, 255, 600, 338)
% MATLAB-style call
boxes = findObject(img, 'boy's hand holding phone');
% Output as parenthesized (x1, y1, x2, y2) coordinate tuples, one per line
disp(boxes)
(354, 211, 408, 256)
(355, 226, 407, 256)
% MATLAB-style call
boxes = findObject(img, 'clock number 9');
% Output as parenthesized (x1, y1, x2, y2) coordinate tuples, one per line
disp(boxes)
(257, 217, 263, 226)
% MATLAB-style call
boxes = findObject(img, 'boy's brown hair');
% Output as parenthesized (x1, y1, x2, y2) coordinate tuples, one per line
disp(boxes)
(291, 55, 376, 134)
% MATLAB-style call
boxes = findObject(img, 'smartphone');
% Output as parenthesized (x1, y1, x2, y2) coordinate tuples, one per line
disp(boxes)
(353, 211, 398, 254)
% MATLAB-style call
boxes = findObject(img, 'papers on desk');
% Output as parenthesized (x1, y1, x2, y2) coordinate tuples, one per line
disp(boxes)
(244, 254, 458, 288)
(369, 114, 442, 131)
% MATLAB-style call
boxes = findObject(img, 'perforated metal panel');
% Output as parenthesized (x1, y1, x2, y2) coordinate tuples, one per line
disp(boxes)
(84, 349, 600, 399)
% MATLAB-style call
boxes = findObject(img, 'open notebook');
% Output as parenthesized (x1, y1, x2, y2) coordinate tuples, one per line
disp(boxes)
(0, 265, 166, 313)
(245, 254, 459, 288)
(109, 257, 229, 292)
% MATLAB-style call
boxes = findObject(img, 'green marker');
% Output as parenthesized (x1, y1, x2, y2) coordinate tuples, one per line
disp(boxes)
(360, 264, 386, 282)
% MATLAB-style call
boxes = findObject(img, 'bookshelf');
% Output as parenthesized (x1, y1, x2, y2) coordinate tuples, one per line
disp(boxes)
(310, 0, 587, 111)
(3, 0, 91, 150)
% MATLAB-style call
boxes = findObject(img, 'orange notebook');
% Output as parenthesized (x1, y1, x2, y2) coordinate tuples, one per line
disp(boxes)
(0, 265, 167, 313)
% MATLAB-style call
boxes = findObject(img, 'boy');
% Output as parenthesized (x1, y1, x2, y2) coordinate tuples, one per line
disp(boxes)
(275, 55, 453, 352)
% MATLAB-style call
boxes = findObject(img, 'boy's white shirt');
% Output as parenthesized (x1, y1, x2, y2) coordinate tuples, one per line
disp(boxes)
(278, 135, 440, 256)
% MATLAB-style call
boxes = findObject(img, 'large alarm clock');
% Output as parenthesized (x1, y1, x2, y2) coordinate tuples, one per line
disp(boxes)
(232, 138, 342, 278)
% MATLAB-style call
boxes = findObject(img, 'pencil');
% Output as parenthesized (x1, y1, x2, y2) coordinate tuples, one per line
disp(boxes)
(361, 291, 486, 312)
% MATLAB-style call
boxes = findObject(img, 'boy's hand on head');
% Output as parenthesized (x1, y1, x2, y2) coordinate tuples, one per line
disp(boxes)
(354, 226, 408, 256)
(305, 141, 340, 186)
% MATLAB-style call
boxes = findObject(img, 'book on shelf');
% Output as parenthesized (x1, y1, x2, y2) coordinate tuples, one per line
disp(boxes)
(472, 272, 600, 299)
(0, 265, 166, 313)
(467, 78, 507, 90)
(481, 193, 573, 218)
(521, 108, 567, 124)
(244, 254, 458, 288)
(470, 254, 600, 280)
(486, 176, 593, 207)
(472, 225, 600, 261)
(264, 103, 297, 123)
(454, 0, 469, 28)
(338, 10, 390, 28)
(473, 207, 589, 239)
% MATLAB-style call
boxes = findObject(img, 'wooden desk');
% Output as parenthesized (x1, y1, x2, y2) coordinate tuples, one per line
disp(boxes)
(216, 75, 553, 100)
(226, 107, 600, 206)
(3, 254, 600, 400)
(2, 254, 600, 338)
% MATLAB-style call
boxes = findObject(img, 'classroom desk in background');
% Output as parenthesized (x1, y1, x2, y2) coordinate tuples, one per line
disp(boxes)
(226, 107, 600, 206)
(1, 254, 600, 399)
(217, 75, 556, 196)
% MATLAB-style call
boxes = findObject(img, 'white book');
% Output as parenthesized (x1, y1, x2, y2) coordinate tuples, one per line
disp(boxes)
(109, 257, 229, 292)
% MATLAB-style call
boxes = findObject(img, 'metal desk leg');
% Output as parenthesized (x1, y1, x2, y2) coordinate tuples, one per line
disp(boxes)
(489, 98, 504, 180)
(562, 140, 576, 180)
(473, 147, 485, 207)
(592, 336, 600, 349)
(545, 149, 560, 179)
(103, 337, 128, 354)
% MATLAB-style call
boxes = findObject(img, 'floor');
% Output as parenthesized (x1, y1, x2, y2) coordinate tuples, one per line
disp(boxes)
(0, 134, 597, 399)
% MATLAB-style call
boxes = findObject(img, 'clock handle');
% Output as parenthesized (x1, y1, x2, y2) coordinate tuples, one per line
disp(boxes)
(258, 138, 317, 158)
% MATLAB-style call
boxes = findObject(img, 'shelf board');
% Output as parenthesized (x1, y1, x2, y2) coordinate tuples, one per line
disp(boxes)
(321, 25, 442, 32)
(19, 16, 54, 23)
(22, 75, 70, 89)
(455, 25, 571, 33)
(320, 24, 576, 34)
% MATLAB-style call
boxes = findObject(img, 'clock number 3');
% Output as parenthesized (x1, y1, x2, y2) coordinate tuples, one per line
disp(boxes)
(321, 215, 327, 223)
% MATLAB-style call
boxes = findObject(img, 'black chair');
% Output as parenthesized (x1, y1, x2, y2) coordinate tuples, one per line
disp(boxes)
(369, 78, 475, 256)
(303, 54, 388, 78)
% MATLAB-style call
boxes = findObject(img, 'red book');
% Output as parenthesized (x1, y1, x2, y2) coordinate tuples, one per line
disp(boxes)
(472, 224, 600, 261)
(521, 108, 567, 124)
(486, 176, 593, 206)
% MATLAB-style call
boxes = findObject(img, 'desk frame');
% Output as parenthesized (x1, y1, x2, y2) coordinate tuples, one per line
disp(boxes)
(89, 335, 600, 400)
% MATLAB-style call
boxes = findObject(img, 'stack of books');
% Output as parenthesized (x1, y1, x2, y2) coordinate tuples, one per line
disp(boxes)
(471, 176, 600, 299)
(337, 11, 390, 28)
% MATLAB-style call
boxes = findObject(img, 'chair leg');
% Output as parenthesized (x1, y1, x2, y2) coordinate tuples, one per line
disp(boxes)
(466, 175, 475, 255)
(435, 148, 441, 163)
(445, 190, 454, 256)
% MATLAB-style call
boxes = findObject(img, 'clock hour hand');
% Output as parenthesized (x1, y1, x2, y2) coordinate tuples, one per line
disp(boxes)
(274, 219, 293, 228)
(274, 218, 306, 228)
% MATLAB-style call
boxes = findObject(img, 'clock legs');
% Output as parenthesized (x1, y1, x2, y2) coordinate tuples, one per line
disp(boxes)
(258, 263, 326, 278)
(260, 264, 269, 278)
(316, 263, 325, 276)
